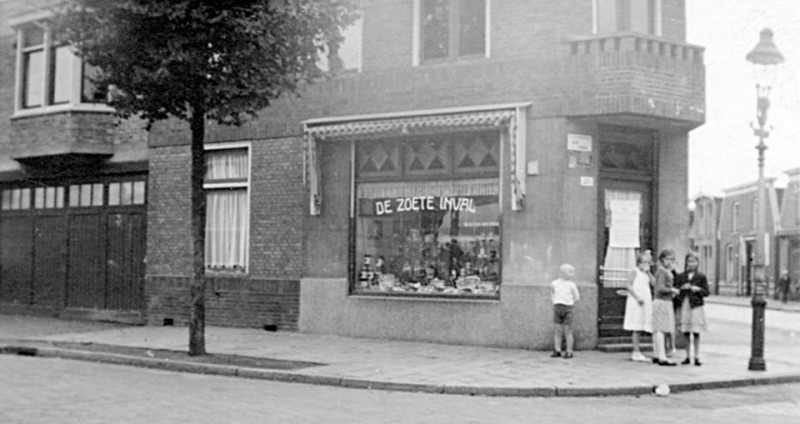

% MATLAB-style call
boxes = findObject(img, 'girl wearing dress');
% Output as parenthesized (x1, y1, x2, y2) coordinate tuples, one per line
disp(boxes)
(652, 249, 680, 366)
(676, 252, 710, 366)
(623, 251, 654, 362)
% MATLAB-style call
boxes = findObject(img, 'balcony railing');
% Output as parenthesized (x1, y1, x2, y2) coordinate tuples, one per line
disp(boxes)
(567, 32, 704, 63)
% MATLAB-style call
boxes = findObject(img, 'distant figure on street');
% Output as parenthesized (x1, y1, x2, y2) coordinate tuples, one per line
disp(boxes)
(675, 252, 710, 366)
(652, 249, 680, 366)
(623, 251, 654, 362)
(779, 271, 791, 304)
(550, 263, 580, 359)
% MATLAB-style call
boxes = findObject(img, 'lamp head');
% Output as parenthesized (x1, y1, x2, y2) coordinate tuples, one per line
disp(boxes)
(747, 28, 784, 90)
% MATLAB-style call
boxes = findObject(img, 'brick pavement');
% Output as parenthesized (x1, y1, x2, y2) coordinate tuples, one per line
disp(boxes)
(1, 311, 799, 397)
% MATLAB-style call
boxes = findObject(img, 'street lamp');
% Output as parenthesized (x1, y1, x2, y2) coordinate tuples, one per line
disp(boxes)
(745, 28, 784, 372)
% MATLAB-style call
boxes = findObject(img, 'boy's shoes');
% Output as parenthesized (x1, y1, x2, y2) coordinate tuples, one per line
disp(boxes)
(550, 351, 561, 358)
(631, 352, 649, 362)
(563, 352, 574, 359)
(681, 358, 691, 365)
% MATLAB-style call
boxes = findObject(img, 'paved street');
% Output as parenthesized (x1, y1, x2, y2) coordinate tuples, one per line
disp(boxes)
(1, 355, 799, 424)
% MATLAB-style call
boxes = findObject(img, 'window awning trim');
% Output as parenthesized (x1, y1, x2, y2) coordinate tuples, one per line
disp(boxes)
(304, 103, 530, 215)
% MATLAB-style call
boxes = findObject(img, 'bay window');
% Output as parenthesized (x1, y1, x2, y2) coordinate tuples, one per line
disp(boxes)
(354, 131, 501, 297)
(204, 146, 250, 273)
(13, 20, 107, 114)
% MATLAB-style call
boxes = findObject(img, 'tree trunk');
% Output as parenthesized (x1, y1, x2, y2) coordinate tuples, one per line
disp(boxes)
(188, 106, 207, 356)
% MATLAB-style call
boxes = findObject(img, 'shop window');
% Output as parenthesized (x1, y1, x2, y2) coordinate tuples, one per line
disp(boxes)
(596, 0, 660, 35)
(204, 146, 250, 273)
(14, 21, 107, 114)
(417, 0, 487, 63)
(354, 131, 501, 297)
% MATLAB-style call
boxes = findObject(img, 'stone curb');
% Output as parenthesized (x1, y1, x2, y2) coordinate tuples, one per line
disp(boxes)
(3, 344, 800, 398)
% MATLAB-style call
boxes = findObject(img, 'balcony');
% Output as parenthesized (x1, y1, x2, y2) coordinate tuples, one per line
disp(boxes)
(558, 32, 705, 129)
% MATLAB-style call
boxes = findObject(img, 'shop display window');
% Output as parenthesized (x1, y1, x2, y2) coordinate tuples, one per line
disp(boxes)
(353, 132, 501, 297)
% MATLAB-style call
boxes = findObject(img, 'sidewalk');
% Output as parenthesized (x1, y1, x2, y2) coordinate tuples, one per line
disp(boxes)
(2, 313, 799, 397)
(706, 295, 800, 313)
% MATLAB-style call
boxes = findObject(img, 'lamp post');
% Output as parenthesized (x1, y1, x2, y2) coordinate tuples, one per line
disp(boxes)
(745, 28, 783, 372)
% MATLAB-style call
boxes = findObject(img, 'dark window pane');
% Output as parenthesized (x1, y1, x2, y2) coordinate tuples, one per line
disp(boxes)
(81, 62, 107, 103)
(458, 0, 485, 56)
(421, 0, 449, 60)
(22, 25, 44, 47)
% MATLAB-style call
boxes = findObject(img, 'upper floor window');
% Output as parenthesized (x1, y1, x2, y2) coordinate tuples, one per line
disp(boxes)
(414, 0, 489, 65)
(732, 202, 740, 233)
(596, 0, 661, 36)
(751, 197, 758, 230)
(318, 17, 363, 73)
(13, 20, 107, 115)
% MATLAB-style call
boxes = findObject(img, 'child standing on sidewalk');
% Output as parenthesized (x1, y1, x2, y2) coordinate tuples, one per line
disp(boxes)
(551, 263, 580, 359)
(623, 251, 654, 362)
(676, 252, 709, 366)
(652, 249, 680, 366)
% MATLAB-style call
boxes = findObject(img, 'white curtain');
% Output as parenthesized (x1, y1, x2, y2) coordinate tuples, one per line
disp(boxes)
(603, 190, 641, 288)
(206, 149, 248, 181)
(205, 148, 249, 271)
(205, 190, 248, 270)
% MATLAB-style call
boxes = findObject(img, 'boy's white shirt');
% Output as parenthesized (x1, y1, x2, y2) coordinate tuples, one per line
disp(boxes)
(551, 278, 580, 305)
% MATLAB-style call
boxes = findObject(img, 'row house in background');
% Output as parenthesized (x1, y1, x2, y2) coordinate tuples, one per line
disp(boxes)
(146, 0, 705, 350)
(690, 178, 785, 297)
(777, 168, 800, 300)
(0, 0, 149, 322)
(689, 192, 722, 290)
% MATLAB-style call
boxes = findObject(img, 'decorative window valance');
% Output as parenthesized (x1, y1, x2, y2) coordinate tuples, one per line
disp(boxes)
(303, 103, 530, 215)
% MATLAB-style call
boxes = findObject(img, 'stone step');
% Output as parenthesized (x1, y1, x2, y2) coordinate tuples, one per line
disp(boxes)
(597, 343, 653, 353)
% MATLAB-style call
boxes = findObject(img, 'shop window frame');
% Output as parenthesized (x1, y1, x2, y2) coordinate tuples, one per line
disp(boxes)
(351, 130, 502, 299)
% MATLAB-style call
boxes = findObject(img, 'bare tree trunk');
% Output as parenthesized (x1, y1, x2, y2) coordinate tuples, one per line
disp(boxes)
(188, 106, 207, 356)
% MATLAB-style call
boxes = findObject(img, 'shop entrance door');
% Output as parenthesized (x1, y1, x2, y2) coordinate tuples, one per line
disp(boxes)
(598, 179, 653, 341)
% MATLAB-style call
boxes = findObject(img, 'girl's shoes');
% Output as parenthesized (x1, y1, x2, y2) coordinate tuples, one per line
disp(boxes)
(657, 359, 677, 366)
(694, 359, 702, 366)
(631, 352, 649, 362)
(681, 358, 691, 365)
(563, 352, 574, 359)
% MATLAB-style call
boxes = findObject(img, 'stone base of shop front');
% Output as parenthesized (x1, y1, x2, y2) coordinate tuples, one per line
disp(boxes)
(299, 278, 598, 350)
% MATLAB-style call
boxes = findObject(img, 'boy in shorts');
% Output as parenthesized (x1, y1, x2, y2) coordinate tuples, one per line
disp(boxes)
(551, 263, 580, 359)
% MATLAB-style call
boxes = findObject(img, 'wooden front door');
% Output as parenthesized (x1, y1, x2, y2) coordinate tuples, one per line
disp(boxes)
(598, 179, 653, 340)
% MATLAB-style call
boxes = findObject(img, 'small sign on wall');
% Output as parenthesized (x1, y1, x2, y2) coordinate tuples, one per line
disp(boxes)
(567, 133, 593, 168)
(580, 176, 594, 187)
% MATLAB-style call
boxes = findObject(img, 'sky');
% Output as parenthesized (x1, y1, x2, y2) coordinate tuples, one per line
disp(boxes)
(686, 0, 800, 196)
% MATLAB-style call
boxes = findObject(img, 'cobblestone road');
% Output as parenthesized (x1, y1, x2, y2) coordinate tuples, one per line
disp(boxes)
(1, 355, 799, 424)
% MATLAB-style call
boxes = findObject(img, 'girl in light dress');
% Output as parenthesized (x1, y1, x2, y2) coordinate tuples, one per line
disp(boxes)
(623, 251, 654, 362)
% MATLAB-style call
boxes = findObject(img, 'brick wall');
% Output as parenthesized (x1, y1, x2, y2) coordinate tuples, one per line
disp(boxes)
(146, 137, 306, 328)
(145, 276, 299, 330)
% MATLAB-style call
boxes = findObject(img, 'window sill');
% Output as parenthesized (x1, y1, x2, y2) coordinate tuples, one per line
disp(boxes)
(205, 270, 249, 278)
(349, 292, 500, 303)
(11, 103, 114, 120)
